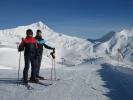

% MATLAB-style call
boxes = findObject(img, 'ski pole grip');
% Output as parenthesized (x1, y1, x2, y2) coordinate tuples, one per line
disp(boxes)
(50, 52, 55, 59)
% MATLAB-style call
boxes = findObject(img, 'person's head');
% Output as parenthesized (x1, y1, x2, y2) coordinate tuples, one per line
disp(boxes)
(26, 29, 33, 37)
(36, 30, 42, 37)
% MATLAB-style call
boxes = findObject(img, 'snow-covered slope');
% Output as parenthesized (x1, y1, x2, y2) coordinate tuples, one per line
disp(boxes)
(0, 59, 133, 100)
(0, 21, 133, 69)
(0, 21, 93, 69)
(0, 21, 53, 46)
(0, 22, 133, 100)
(93, 29, 133, 65)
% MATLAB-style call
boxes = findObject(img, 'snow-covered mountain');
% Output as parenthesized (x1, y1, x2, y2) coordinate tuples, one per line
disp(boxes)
(92, 29, 133, 65)
(0, 21, 53, 46)
(0, 21, 133, 69)
(0, 22, 133, 100)
(0, 21, 93, 69)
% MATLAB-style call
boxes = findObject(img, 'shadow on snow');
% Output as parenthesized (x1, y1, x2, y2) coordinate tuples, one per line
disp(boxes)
(0, 78, 20, 85)
(98, 63, 133, 100)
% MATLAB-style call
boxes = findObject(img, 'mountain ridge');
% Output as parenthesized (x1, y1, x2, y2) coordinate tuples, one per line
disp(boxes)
(0, 21, 133, 65)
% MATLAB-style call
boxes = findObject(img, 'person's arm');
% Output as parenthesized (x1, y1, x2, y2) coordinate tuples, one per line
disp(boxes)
(18, 38, 25, 52)
(43, 43, 54, 50)
(18, 42, 24, 52)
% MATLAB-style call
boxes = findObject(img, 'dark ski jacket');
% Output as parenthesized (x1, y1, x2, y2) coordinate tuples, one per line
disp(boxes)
(35, 36, 54, 56)
(18, 37, 38, 57)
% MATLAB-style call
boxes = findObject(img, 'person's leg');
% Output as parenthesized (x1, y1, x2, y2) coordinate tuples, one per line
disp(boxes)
(36, 56, 39, 77)
(23, 56, 30, 83)
(36, 56, 42, 76)
(30, 57, 36, 80)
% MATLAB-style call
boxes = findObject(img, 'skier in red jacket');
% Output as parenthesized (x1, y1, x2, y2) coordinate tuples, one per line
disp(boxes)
(18, 29, 39, 84)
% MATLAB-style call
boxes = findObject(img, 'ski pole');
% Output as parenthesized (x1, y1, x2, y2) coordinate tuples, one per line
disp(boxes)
(16, 42, 21, 85)
(53, 58, 56, 80)
(51, 57, 54, 80)
(51, 57, 56, 80)
(50, 49, 56, 80)
(18, 52, 21, 82)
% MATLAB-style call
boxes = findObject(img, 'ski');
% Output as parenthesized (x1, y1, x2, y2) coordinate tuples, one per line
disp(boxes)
(35, 81, 52, 86)
(29, 81, 52, 86)
(36, 78, 48, 81)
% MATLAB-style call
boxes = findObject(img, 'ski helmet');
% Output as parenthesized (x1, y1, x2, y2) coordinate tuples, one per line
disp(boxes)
(26, 29, 33, 36)
(36, 30, 42, 37)
(37, 30, 42, 34)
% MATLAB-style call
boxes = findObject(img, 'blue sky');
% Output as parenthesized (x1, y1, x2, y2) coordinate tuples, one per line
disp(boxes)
(0, 0, 133, 39)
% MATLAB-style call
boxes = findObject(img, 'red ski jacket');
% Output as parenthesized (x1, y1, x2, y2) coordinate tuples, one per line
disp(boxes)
(18, 37, 38, 57)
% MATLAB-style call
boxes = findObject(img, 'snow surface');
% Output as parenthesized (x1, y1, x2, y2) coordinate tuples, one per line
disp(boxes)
(0, 59, 133, 100)
(0, 22, 133, 100)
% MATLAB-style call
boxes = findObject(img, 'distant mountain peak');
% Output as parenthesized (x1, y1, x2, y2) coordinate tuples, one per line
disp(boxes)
(87, 31, 116, 43)
(115, 29, 133, 38)
(34, 21, 44, 27)
(28, 21, 51, 31)
(30, 21, 44, 27)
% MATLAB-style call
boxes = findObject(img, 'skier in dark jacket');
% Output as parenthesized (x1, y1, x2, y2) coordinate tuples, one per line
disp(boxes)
(18, 29, 39, 84)
(35, 30, 55, 80)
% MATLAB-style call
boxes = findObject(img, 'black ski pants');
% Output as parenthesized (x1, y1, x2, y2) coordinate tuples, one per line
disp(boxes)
(36, 56, 42, 77)
(23, 56, 36, 83)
